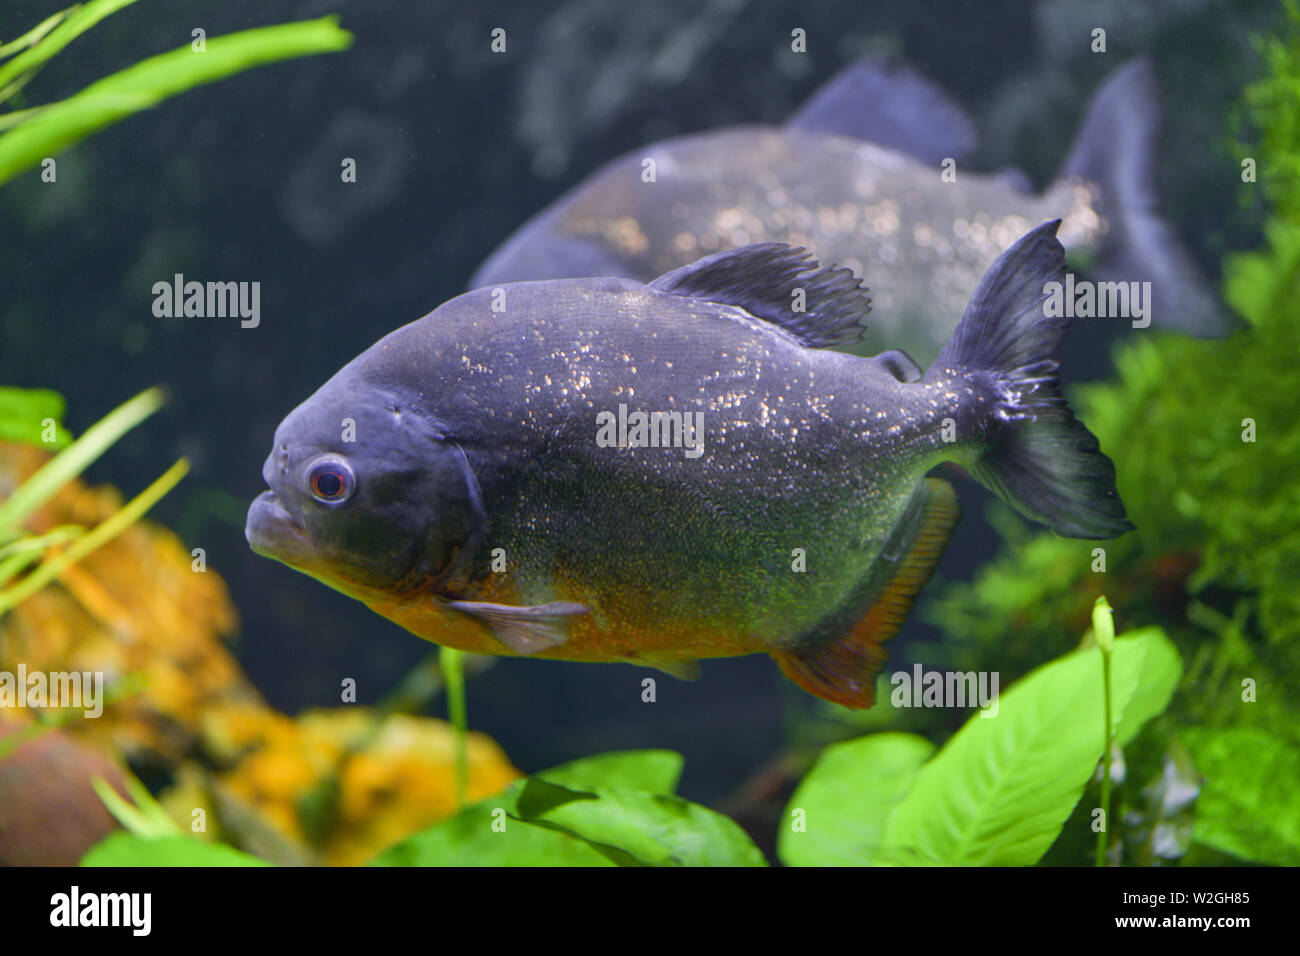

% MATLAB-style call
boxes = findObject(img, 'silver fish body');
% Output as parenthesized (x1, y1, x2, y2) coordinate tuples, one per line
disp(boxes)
(472, 58, 1226, 368)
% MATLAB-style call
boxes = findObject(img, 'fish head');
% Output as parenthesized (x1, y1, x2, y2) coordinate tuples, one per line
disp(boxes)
(246, 374, 478, 599)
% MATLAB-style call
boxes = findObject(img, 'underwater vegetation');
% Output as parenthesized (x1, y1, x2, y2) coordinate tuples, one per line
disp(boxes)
(0, 427, 242, 767)
(0, 1, 351, 187)
(922, 6, 1300, 866)
(0, 416, 526, 866)
(79, 604, 1184, 867)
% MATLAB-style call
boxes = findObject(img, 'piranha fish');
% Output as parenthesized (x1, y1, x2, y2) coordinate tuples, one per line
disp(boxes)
(247, 220, 1130, 708)
(470, 57, 1226, 367)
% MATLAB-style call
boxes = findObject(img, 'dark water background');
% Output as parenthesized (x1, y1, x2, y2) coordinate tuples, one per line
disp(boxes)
(0, 0, 1275, 802)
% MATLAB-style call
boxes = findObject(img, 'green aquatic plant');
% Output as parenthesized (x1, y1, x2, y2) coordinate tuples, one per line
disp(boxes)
(924, 2, 1300, 866)
(1179, 728, 1300, 865)
(1092, 596, 1116, 868)
(90, 748, 768, 867)
(1236, 0, 1300, 221)
(0, 386, 187, 617)
(85, 834, 268, 867)
(0, 386, 185, 762)
(441, 647, 470, 809)
(91, 769, 181, 839)
(0, 1, 352, 187)
(779, 624, 1178, 867)
(81, 607, 1179, 867)
(0, 386, 70, 448)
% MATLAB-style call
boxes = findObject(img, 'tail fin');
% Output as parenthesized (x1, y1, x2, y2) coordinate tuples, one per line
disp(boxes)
(1060, 58, 1230, 337)
(935, 220, 1134, 539)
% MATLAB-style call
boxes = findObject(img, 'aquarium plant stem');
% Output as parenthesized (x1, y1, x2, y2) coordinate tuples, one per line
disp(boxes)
(1093, 597, 1116, 867)
(441, 646, 468, 808)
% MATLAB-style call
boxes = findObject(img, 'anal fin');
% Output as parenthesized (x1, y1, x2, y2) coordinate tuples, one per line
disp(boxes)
(773, 478, 960, 709)
(632, 653, 702, 681)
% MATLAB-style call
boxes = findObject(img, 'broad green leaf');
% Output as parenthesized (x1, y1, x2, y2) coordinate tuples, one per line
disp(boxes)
(1113, 626, 1183, 746)
(369, 797, 613, 867)
(880, 629, 1180, 866)
(0, 17, 352, 188)
(779, 732, 935, 867)
(0, 385, 70, 448)
(536, 749, 683, 794)
(371, 751, 689, 865)
(516, 779, 767, 867)
(82, 834, 269, 867)
(1182, 728, 1300, 865)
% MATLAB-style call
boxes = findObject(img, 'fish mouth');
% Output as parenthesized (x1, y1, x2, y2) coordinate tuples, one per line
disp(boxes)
(245, 490, 315, 568)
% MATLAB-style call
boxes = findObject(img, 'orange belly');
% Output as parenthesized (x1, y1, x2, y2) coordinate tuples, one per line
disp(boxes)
(363, 577, 768, 665)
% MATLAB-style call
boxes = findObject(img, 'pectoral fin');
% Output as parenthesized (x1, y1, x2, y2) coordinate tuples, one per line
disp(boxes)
(446, 599, 589, 655)
(772, 478, 960, 709)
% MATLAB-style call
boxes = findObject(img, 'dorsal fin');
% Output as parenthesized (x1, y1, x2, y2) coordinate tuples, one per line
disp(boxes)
(649, 243, 871, 349)
(772, 478, 960, 709)
(785, 56, 977, 165)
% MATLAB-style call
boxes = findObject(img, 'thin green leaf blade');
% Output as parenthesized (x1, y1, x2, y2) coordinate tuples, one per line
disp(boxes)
(0, 16, 352, 187)
(0, 386, 163, 535)
(0, 0, 138, 100)
(0, 8, 74, 63)
(0, 457, 189, 615)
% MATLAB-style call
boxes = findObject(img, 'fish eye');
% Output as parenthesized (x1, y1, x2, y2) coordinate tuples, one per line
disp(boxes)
(306, 455, 355, 505)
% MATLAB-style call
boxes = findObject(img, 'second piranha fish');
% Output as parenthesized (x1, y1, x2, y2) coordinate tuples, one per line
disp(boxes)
(471, 57, 1227, 367)
(247, 221, 1130, 707)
